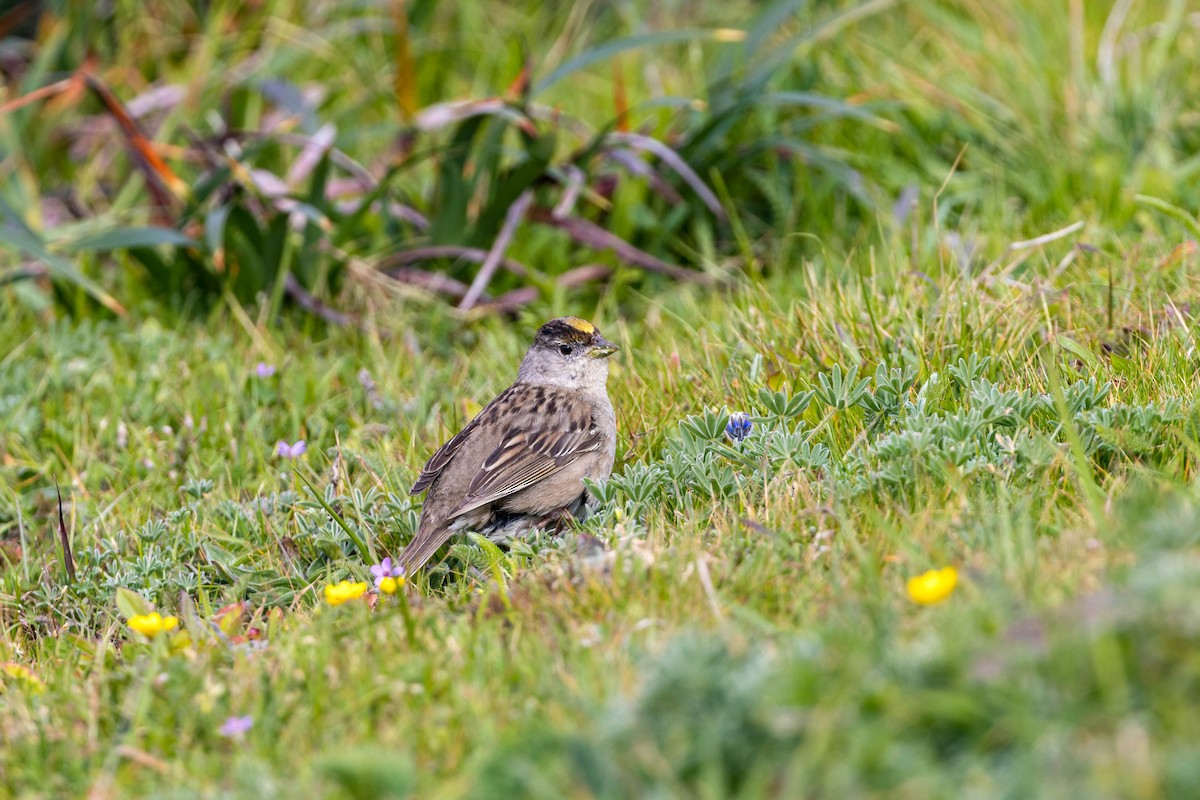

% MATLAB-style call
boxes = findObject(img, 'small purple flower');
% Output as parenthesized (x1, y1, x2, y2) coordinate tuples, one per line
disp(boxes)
(370, 557, 405, 588)
(725, 412, 753, 443)
(219, 715, 253, 738)
(255, 362, 276, 379)
(275, 439, 307, 459)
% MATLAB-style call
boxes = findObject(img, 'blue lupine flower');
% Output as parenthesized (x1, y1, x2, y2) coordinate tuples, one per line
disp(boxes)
(725, 412, 753, 442)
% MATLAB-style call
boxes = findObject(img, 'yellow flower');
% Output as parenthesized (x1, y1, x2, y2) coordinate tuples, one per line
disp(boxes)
(1, 662, 45, 694)
(128, 612, 180, 638)
(378, 576, 404, 595)
(324, 580, 368, 606)
(906, 567, 958, 605)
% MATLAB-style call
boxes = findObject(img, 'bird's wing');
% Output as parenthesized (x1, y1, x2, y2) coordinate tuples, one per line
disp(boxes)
(409, 386, 517, 495)
(450, 426, 604, 517)
(409, 422, 476, 495)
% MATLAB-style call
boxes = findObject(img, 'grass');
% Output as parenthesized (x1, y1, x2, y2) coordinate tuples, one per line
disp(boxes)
(5, 244, 1200, 796)
(5, 0, 1200, 797)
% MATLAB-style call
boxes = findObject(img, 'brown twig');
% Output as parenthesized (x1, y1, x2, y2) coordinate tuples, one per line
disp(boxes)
(377, 246, 531, 278)
(605, 148, 683, 204)
(460, 190, 534, 311)
(603, 132, 726, 219)
(530, 207, 711, 282)
(283, 273, 352, 327)
(482, 287, 540, 313)
(381, 263, 612, 309)
(0, 76, 79, 115)
(384, 267, 471, 298)
(0, 1, 38, 38)
(558, 263, 613, 285)
(84, 73, 187, 221)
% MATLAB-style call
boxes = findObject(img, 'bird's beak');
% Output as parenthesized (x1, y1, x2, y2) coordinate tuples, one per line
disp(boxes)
(589, 336, 620, 359)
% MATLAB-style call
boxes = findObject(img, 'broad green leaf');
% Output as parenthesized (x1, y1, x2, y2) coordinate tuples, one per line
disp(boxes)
(64, 227, 197, 253)
(763, 91, 883, 124)
(0, 196, 127, 315)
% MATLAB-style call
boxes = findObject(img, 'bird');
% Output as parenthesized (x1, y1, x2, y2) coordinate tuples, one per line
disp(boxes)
(397, 317, 619, 574)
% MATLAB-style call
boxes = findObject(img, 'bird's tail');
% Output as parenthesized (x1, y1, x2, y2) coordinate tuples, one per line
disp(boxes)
(396, 517, 453, 576)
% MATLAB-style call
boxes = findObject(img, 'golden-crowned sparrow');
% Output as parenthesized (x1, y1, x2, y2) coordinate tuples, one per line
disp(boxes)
(398, 317, 619, 573)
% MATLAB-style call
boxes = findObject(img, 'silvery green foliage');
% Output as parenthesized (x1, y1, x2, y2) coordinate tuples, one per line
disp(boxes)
(180, 478, 214, 499)
(968, 379, 1044, 426)
(948, 354, 993, 389)
(1078, 400, 1185, 456)
(592, 359, 1186, 517)
(757, 387, 815, 421)
(847, 370, 1185, 495)
(813, 363, 872, 410)
(860, 363, 919, 420)
(595, 407, 831, 517)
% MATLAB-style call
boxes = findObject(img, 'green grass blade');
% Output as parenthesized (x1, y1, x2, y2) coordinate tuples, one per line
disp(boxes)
(64, 227, 198, 253)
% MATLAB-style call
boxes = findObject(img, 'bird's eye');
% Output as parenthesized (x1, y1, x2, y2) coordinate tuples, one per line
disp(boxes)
(559, 344, 573, 356)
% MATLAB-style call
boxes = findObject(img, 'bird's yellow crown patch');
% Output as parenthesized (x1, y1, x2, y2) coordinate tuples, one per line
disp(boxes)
(536, 316, 600, 346)
(562, 317, 595, 334)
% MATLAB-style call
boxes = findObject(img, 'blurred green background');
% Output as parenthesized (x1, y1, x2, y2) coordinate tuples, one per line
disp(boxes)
(3, 0, 1198, 321)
